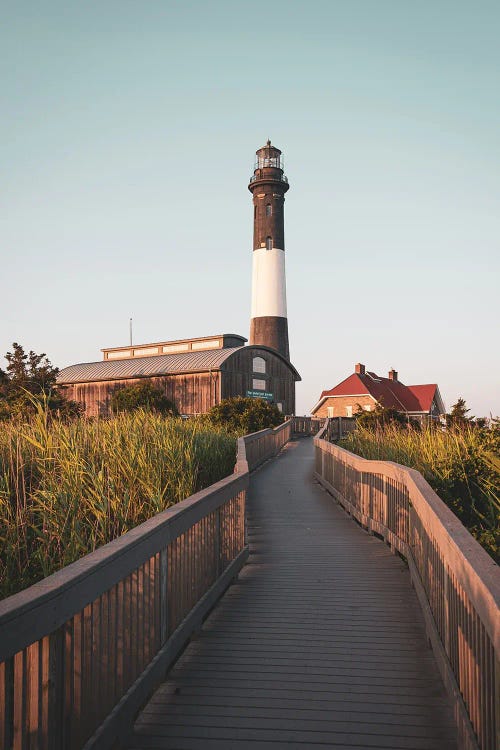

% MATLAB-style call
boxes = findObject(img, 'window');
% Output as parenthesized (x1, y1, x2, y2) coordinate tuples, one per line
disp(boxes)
(346, 406, 353, 417)
(252, 379, 266, 391)
(327, 406, 334, 418)
(276, 402, 283, 413)
(266, 204, 272, 217)
(363, 405, 372, 412)
(252, 356, 266, 374)
(266, 236, 272, 251)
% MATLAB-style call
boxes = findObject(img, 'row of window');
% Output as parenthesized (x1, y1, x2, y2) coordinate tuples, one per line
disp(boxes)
(326, 405, 372, 418)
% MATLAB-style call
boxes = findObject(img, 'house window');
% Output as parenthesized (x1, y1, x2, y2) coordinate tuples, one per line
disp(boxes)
(276, 402, 283, 413)
(253, 356, 266, 374)
(266, 236, 272, 251)
(253, 379, 266, 391)
(327, 407, 334, 418)
(266, 204, 272, 216)
(346, 406, 353, 417)
(363, 405, 372, 411)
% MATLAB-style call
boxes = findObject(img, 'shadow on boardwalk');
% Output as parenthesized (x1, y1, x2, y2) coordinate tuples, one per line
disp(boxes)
(127, 438, 457, 749)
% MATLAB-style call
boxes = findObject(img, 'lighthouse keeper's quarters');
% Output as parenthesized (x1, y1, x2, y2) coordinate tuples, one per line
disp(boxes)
(57, 333, 300, 417)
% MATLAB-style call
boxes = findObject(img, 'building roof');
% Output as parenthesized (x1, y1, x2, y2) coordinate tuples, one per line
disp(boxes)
(57, 348, 242, 384)
(313, 368, 442, 415)
(58, 345, 301, 384)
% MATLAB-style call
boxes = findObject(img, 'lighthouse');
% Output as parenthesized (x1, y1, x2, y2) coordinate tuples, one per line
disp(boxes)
(248, 140, 290, 360)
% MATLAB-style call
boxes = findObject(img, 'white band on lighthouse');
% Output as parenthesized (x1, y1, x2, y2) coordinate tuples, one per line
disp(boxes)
(251, 246, 287, 318)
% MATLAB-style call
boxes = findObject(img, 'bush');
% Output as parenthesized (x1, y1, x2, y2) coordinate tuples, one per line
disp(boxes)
(354, 403, 415, 428)
(205, 397, 284, 435)
(110, 381, 178, 415)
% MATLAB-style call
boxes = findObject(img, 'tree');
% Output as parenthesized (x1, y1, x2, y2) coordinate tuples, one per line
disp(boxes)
(110, 381, 178, 415)
(447, 397, 472, 427)
(206, 396, 283, 434)
(0, 343, 80, 419)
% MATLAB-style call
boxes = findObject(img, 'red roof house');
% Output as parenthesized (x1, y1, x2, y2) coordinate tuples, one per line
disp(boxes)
(311, 364, 445, 420)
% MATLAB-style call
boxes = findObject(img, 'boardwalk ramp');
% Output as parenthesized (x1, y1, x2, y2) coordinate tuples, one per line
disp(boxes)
(127, 438, 457, 749)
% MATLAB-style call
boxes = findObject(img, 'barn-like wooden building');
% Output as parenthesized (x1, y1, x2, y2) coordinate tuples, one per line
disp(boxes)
(57, 333, 300, 417)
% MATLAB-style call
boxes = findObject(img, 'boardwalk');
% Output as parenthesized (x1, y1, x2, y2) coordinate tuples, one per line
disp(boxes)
(127, 438, 458, 749)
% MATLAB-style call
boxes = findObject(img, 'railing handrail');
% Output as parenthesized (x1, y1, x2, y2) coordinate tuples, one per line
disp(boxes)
(314, 432, 500, 750)
(0, 419, 292, 750)
(315, 437, 500, 651)
(0, 471, 247, 662)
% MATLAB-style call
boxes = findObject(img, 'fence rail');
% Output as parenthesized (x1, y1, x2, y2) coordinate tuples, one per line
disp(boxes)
(0, 420, 291, 750)
(291, 416, 325, 435)
(314, 424, 500, 750)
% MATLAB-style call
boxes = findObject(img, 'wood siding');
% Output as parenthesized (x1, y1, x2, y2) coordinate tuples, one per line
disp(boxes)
(65, 372, 219, 417)
(221, 347, 296, 415)
(63, 349, 296, 417)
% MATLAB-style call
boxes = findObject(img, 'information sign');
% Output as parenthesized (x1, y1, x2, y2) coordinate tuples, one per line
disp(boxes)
(246, 390, 274, 401)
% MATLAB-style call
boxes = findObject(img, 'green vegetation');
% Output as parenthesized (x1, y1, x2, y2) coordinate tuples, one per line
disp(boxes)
(339, 418, 500, 562)
(0, 407, 236, 599)
(0, 342, 80, 420)
(205, 396, 284, 434)
(110, 381, 178, 416)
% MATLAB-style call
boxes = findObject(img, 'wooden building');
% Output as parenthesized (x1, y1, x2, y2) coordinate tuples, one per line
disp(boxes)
(57, 334, 300, 417)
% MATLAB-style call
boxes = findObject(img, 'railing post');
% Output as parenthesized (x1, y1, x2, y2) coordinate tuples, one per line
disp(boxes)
(48, 626, 65, 750)
(216, 507, 221, 577)
(160, 548, 168, 646)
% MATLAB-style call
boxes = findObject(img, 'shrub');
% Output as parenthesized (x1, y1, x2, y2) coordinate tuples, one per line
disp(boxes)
(110, 381, 178, 415)
(354, 403, 416, 428)
(206, 397, 283, 435)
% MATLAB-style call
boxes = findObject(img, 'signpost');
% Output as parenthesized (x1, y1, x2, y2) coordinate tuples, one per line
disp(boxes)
(246, 390, 274, 402)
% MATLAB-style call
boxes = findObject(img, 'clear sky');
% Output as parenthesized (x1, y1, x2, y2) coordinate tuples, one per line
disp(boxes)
(2, 1, 499, 417)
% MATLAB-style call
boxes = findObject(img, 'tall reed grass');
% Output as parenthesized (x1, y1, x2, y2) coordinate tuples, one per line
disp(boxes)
(339, 422, 500, 562)
(0, 408, 236, 598)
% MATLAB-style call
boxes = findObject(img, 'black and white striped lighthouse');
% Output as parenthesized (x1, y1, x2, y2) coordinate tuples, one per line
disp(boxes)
(248, 140, 290, 360)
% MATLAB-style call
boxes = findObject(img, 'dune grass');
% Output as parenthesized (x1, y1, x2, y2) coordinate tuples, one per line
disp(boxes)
(339, 422, 500, 562)
(0, 408, 236, 599)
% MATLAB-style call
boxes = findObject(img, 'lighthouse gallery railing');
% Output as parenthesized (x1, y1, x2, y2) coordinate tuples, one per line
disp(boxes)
(314, 423, 499, 750)
(0, 420, 291, 750)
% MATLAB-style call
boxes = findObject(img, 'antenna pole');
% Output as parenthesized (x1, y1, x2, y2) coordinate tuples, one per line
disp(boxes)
(129, 318, 133, 346)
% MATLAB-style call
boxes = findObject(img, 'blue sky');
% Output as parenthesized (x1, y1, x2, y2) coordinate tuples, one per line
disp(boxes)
(2, 1, 499, 416)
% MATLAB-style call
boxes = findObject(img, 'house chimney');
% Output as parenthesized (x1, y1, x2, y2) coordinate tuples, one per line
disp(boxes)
(355, 363, 365, 375)
(388, 368, 398, 381)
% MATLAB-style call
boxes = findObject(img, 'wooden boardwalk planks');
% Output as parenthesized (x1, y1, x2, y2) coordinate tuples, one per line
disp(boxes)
(127, 439, 458, 749)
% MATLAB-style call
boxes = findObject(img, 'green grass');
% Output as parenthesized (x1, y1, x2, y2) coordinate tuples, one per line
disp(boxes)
(339, 423, 500, 562)
(0, 408, 236, 599)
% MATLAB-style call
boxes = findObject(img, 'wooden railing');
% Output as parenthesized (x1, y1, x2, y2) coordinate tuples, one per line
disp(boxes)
(291, 416, 325, 436)
(0, 421, 291, 750)
(243, 420, 292, 469)
(314, 425, 500, 750)
(324, 415, 356, 441)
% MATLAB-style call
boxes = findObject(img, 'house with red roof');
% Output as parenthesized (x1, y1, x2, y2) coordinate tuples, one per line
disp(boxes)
(311, 364, 446, 421)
